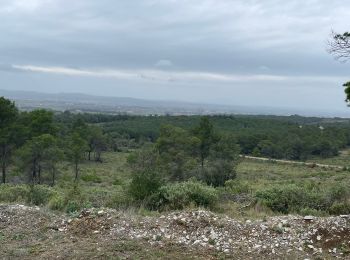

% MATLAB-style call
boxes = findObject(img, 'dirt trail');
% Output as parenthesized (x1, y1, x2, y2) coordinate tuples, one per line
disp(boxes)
(241, 155, 345, 170)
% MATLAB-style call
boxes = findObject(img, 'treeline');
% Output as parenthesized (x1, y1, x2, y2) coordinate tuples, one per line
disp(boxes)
(0, 97, 109, 185)
(101, 114, 350, 160)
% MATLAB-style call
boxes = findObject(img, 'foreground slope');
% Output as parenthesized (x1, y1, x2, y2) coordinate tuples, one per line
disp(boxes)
(0, 205, 349, 259)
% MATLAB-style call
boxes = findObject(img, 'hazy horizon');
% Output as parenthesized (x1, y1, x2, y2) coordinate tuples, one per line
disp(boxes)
(1, 0, 350, 115)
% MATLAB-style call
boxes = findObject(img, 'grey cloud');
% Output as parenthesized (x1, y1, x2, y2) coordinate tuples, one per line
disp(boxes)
(0, 0, 349, 113)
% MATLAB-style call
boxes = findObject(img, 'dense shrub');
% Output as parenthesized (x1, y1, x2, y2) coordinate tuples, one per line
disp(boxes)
(129, 171, 163, 201)
(29, 185, 56, 205)
(48, 193, 65, 211)
(256, 185, 308, 213)
(0, 184, 30, 203)
(329, 202, 350, 215)
(256, 184, 350, 214)
(201, 160, 237, 187)
(152, 180, 218, 210)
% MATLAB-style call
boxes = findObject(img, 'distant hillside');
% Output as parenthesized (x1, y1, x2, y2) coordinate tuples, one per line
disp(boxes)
(0, 89, 349, 117)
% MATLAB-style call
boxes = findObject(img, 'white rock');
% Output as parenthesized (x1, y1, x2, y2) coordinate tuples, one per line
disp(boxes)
(304, 216, 314, 221)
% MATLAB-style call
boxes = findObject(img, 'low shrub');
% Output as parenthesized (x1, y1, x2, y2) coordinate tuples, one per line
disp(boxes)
(201, 160, 237, 187)
(129, 171, 163, 201)
(48, 193, 65, 211)
(152, 180, 218, 210)
(81, 172, 102, 183)
(256, 183, 350, 215)
(28, 185, 55, 205)
(256, 185, 308, 214)
(0, 184, 30, 203)
(299, 207, 327, 217)
(329, 202, 350, 215)
(66, 200, 81, 213)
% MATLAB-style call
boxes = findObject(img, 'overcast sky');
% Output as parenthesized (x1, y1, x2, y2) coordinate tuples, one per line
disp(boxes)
(0, 0, 350, 114)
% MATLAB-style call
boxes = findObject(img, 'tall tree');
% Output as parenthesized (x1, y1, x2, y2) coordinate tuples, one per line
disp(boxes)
(202, 134, 241, 187)
(0, 97, 18, 184)
(66, 132, 88, 181)
(156, 125, 200, 181)
(193, 117, 216, 169)
(27, 109, 57, 137)
(16, 134, 61, 184)
(85, 125, 107, 162)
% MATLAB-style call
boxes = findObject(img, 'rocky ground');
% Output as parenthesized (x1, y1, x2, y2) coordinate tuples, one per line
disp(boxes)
(0, 204, 349, 259)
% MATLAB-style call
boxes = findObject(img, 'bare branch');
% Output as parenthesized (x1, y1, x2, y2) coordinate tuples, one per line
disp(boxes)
(327, 30, 350, 62)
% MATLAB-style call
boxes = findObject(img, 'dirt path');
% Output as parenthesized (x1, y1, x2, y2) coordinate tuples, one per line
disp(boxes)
(241, 155, 345, 170)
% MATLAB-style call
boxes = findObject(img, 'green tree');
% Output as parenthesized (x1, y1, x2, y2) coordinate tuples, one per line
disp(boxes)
(0, 97, 18, 183)
(66, 133, 88, 181)
(27, 110, 57, 138)
(86, 125, 108, 162)
(156, 125, 200, 181)
(193, 117, 216, 169)
(16, 134, 61, 184)
(127, 146, 163, 203)
(202, 134, 241, 187)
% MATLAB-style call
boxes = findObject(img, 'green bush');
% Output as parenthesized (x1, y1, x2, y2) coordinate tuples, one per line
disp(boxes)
(129, 171, 163, 201)
(299, 207, 327, 217)
(256, 183, 350, 214)
(329, 202, 350, 215)
(0, 184, 30, 203)
(256, 185, 307, 214)
(66, 200, 81, 213)
(202, 160, 237, 187)
(153, 180, 218, 210)
(28, 185, 55, 205)
(48, 193, 65, 211)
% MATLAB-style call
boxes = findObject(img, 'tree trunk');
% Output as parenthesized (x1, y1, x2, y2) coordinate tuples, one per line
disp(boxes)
(32, 160, 37, 184)
(51, 167, 55, 186)
(38, 165, 41, 184)
(201, 154, 204, 170)
(1, 162, 6, 184)
(1, 145, 7, 184)
(74, 162, 79, 181)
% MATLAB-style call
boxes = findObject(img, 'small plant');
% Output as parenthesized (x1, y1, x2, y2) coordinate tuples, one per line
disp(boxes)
(66, 200, 81, 213)
(81, 172, 102, 183)
(208, 238, 216, 245)
(272, 225, 284, 234)
(48, 193, 65, 211)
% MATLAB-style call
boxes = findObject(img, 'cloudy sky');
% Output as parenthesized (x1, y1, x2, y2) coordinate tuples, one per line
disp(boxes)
(0, 0, 350, 114)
